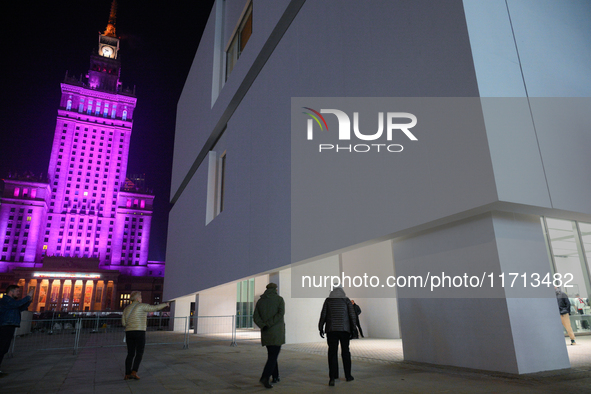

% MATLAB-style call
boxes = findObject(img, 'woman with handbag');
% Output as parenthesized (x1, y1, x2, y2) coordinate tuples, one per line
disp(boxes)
(121, 291, 169, 380)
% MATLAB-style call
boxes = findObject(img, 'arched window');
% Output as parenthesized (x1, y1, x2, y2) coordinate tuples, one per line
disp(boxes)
(66, 100, 72, 110)
(13, 187, 20, 197)
(140, 200, 145, 209)
(79, 98, 84, 112)
(122, 110, 127, 121)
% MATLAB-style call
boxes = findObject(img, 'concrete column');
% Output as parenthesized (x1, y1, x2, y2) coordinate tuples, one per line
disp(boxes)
(32, 280, 42, 312)
(23, 279, 32, 311)
(67, 282, 76, 312)
(169, 300, 177, 332)
(340, 241, 400, 339)
(80, 280, 88, 311)
(100, 281, 109, 311)
(269, 272, 280, 288)
(253, 275, 268, 301)
(110, 282, 118, 310)
(56, 280, 65, 311)
(90, 280, 98, 311)
(280, 266, 326, 344)
(193, 294, 199, 334)
(393, 212, 570, 374)
(171, 295, 193, 333)
(48, 279, 56, 311)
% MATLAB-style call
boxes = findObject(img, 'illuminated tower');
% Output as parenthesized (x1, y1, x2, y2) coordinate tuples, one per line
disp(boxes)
(44, 1, 153, 270)
(0, 1, 164, 312)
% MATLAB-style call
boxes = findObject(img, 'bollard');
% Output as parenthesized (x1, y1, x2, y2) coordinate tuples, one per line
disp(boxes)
(183, 317, 189, 349)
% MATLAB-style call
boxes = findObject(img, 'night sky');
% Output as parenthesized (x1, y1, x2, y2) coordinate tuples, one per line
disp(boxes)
(1, 0, 215, 261)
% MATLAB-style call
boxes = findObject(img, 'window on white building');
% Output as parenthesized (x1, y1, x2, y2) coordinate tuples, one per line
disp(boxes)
(225, 2, 253, 80)
(205, 148, 226, 225)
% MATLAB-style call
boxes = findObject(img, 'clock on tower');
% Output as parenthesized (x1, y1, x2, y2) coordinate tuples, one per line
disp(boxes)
(100, 45, 114, 58)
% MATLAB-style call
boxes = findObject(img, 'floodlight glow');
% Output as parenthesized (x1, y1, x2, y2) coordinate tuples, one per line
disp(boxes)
(33, 272, 101, 279)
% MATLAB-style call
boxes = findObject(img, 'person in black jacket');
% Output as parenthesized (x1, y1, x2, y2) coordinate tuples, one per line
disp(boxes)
(318, 286, 357, 386)
(0, 285, 34, 372)
(556, 287, 576, 345)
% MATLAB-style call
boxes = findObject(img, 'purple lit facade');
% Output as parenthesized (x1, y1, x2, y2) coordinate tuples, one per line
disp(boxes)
(0, 9, 164, 311)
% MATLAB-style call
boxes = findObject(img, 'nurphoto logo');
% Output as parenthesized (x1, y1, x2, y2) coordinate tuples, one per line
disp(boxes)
(302, 107, 418, 153)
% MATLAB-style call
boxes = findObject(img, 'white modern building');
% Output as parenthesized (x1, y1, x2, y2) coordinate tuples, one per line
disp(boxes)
(165, 0, 591, 374)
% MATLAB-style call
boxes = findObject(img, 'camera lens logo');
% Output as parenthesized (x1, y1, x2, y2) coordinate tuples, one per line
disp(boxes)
(302, 107, 417, 153)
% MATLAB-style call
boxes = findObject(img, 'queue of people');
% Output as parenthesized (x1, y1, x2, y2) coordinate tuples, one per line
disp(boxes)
(0, 282, 361, 386)
(252, 284, 359, 388)
(3, 282, 586, 388)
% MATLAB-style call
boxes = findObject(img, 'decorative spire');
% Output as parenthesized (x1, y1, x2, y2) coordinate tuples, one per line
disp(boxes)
(104, 0, 118, 37)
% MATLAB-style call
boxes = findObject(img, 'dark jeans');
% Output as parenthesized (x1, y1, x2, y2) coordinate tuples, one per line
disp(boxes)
(261, 345, 281, 381)
(354, 317, 364, 338)
(0, 326, 17, 367)
(125, 331, 146, 374)
(327, 331, 352, 380)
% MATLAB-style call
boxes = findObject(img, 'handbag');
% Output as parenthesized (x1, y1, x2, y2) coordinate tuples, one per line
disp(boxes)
(122, 302, 141, 342)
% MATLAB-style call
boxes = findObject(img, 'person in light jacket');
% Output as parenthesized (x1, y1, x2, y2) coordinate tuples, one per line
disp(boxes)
(121, 291, 169, 380)
(318, 286, 357, 386)
(253, 283, 285, 389)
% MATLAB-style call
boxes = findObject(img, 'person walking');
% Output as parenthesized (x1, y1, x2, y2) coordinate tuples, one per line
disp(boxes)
(556, 287, 576, 345)
(318, 286, 357, 386)
(0, 285, 34, 372)
(253, 283, 285, 389)
(121, 291, 169, 380)
(350, 300, 364, 338)
(576, 294, 586, 315)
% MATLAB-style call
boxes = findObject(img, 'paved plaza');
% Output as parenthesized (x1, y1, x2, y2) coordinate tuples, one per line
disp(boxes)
(1, 336, 591, 393)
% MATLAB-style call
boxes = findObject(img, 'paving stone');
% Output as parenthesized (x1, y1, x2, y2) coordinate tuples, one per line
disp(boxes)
(1, 336, 591, 393)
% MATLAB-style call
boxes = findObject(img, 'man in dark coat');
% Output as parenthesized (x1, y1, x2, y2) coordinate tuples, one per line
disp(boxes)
(318, 286, 357, 386)
(0, 285, 34, 372)
(556, 287, 576, 345)
(253, 283, 285, 389)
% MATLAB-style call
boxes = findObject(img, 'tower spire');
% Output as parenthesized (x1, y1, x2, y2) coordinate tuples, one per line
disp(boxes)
(104, 0, 117, 37)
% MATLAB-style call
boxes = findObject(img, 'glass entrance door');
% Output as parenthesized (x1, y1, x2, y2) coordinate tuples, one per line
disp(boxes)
(236, 278, 254, 328)
(543, 217, 591, 333)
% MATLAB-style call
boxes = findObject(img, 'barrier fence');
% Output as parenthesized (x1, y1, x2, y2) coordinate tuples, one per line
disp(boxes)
(187, 315, 261, 347)
(8, 315, 260, 357)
